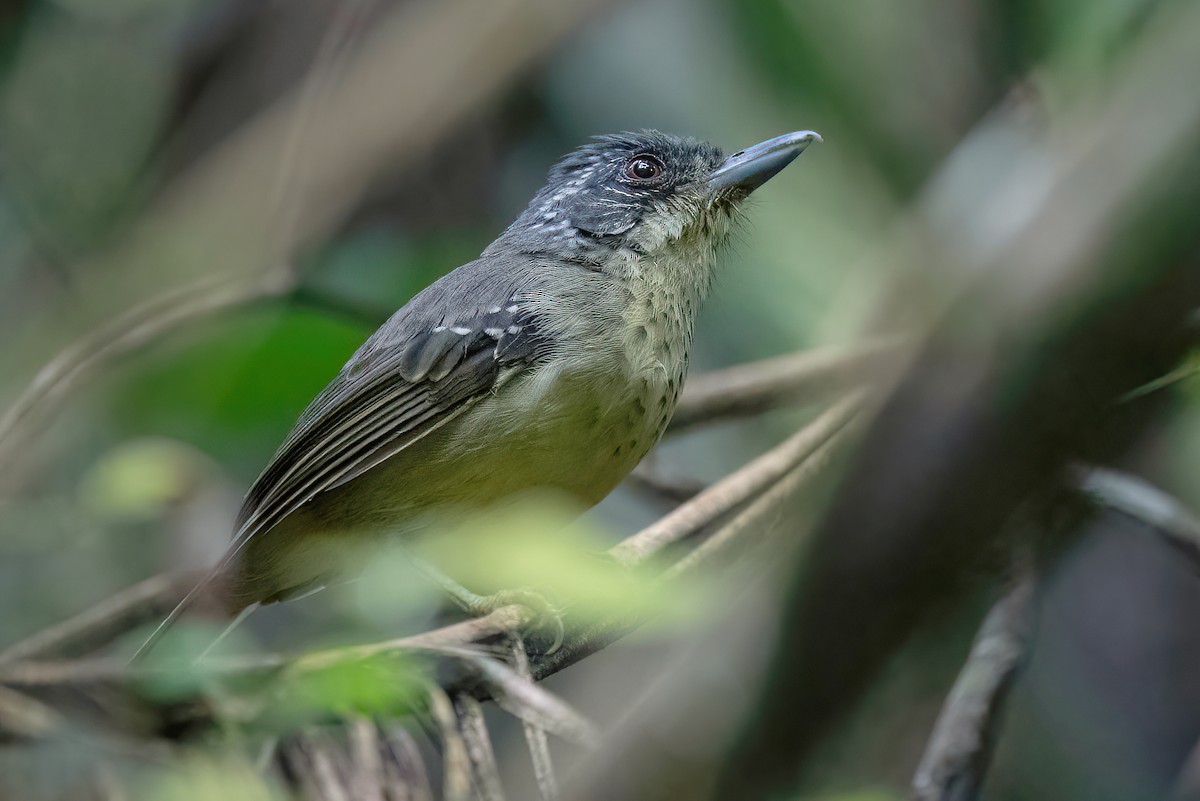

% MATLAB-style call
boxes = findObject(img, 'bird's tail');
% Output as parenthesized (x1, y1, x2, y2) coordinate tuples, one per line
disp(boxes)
(129, 564, 243, 664)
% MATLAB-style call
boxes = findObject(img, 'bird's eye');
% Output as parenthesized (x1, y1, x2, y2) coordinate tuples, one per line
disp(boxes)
(624, 155, 665, 182)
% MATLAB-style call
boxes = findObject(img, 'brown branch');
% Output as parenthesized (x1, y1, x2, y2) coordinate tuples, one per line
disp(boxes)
(283, 728, 354, 801)
(512, 637, 560, 801)
(347, 716, 389, 801)
(610, 394, 863, 568)
(455, 696, 507, 801)
(0, 572, 198, 666)
(911, 573, 1037, 801)
(428, 688, 471, 801)
(378, 723, 435, 801)
(0, 685, 60, 742)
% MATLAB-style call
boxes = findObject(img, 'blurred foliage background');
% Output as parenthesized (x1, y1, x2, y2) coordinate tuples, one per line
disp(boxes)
(1, 0, 1199, 799)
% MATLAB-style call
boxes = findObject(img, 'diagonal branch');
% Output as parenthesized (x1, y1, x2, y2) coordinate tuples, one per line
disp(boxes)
(911, 573, 1037, 801)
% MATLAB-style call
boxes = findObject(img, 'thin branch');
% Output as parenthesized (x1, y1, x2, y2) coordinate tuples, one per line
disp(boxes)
(530, 411, 860, 683)
(624, 466, 707, 505)
(1076, 466, 1200, 572)
(610, 393, 863, 568)
(284, 728, 353, 801)
(0, 685, 60, 742)
(666, 340, 897, 434)
(455, 695, 507, 801)
(378, 723, 435, 801)
(911, 573, 1037, 801)
(511, 637, 559, 801)
(0, 572, 197, 665)
(664, 421, 853, 580)
(428, 688, 471, 801)
(348, 716, 388, 801)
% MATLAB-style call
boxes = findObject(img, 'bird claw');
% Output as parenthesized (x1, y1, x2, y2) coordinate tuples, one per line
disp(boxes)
(464, 588, 566, 655)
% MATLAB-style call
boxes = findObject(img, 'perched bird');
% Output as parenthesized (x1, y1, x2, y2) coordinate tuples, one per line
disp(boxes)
(136, 129, 820, 657)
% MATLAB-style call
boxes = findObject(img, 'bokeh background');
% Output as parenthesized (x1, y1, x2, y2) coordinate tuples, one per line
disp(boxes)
(2, 0, 1200, 799)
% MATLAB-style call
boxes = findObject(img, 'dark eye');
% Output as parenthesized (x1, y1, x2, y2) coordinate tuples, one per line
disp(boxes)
(624, 154, 665, 182)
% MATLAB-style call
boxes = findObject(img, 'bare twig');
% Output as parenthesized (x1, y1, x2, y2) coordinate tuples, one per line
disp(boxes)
(284, 728, 352, 801)
(665, 421, 854, 580)
(1077, 467, 1200, 572)
(911, 574, 1037, 801)
(610, 393, 863, 568)
(0, 572, 197, 665)
(624, 466, 707, 505)
(667, 340, 897, 434)
(0, 685, 60, 741)
(347, 717, 388, 801)
(428, 688, 471, 801)
(379, 723, 435, 801)
(511, 637, 560, 801)
(427, 645, 598, 747)
(455, 695, 507, 801)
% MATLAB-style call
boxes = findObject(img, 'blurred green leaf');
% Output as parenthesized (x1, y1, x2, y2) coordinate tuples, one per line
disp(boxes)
(134, 756, 284, 801)
(263, 653, 427, 730)
(78, 437, 217, 522)
(416, 493, 687, 620)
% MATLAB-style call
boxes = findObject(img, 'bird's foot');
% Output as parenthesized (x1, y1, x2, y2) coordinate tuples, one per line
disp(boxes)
(459, 587, 566, 655)
(404, 552, 567, 654)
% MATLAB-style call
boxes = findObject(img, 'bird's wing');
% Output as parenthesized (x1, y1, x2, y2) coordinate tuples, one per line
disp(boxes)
(228, 260, 549, 556)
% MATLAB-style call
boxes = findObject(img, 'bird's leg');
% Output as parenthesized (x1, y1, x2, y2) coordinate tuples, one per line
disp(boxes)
(404, 552, 566, 653)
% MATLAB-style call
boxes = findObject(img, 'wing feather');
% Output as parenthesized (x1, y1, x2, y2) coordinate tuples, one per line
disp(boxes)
(226, 262, 549, 558)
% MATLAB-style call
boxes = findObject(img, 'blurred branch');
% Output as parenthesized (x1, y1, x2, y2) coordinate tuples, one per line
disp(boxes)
(700, 3, 1200, 797)
(911, 573, 1037, 801)
(1171, 736, 1200, 801)
(665, 340, 897, 434)
(0, 572, 199, 666)
(428, 688, 471, 801)
(454, 695, 507, 801)
(511, 638, 559, 801)
(0, 685, 60, 742)
(624, 465, 707, 506)
(0, 0, 615, 489)
(1077, 467, 1200, 572)
(609, 394, 863, 568)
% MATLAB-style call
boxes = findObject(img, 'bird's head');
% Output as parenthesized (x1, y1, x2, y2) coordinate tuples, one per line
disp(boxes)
(490, 129, 821, 270)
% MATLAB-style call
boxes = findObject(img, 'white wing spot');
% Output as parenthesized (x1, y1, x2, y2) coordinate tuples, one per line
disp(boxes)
(432, 325, 447, 333)
(506, 325, 521, 335)
(484, 327, 504, 338)
(487, 306, 502, 314)
(506, 304, 519, 313)
(450, 326, 472, 335)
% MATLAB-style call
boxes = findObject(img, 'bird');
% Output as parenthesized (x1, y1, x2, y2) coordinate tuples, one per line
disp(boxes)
(134, 128, 821, 659)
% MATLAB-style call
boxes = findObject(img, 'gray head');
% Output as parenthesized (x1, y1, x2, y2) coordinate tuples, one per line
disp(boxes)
(487, 129, 821, 268)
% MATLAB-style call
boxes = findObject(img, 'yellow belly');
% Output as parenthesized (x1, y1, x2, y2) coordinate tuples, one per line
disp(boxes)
(233, 359, 672, 604)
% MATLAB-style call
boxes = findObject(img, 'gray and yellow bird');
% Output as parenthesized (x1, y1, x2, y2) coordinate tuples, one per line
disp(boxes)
(138, 129, 820, 656)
